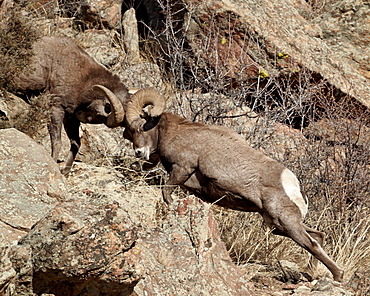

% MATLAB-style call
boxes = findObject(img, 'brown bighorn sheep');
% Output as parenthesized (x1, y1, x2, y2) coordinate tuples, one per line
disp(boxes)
(13, 36, 139, 174)
(110, 88, 344, 282)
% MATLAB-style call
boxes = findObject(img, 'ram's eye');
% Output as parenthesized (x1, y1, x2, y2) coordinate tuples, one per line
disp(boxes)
(104, 103, 111, 113)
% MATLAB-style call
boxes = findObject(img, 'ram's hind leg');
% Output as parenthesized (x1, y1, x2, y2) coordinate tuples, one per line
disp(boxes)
(302, 225, 326, 276)
(276, 218, 343, 282)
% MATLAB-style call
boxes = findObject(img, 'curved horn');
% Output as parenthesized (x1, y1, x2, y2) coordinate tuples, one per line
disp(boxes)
(92, 85, 125, 127)
(126, 87, 166, 126)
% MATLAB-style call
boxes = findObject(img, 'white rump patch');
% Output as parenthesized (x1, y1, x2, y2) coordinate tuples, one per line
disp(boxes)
(281, 168, 308, 218)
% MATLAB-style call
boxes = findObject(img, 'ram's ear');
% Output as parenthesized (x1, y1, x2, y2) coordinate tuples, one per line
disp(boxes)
(143, 116, 160, 131)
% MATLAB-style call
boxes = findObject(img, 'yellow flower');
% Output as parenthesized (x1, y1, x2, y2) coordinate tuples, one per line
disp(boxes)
(277, 53, 289, 59)
(258, 69, 269, 78)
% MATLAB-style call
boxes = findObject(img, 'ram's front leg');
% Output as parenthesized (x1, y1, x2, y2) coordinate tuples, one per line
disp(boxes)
(48, 104, 65, 162)
(142, 153, 161, 171)
(61, 116, 81, 175)
(162, 164, 193, 204)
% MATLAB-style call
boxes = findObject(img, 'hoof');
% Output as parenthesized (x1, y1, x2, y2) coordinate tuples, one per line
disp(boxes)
(333, 269, 344, 282)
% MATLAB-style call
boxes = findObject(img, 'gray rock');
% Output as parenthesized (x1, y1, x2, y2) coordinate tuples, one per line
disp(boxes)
(0, 94, 30, 129)
(122, 8, 141, 65)
(0, 234, 16, 295)
(312, 277, 353, 295)
(347, 266, 370, 295)
(0, 233, 34, 296)
(0, 128, 69, 243)
(277, 260, 303, 283)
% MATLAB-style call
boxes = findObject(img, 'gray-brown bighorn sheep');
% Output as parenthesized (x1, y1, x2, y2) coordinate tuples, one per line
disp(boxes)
(13, 36, 139, 174)
(109, 88, 344, 282)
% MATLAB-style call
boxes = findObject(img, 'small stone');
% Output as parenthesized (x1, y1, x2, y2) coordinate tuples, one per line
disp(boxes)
(294, 285, 311, 293)
(312, 277, 335, 291)
(283, 284, 297, 290)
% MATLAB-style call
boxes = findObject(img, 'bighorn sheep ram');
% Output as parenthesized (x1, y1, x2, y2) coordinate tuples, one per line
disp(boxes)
(13, 36, 158, 174)
(104, 87, 344, 282)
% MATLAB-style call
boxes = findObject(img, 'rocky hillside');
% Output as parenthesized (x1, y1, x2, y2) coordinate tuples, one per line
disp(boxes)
(0, 128, 359, 296)
(1, 0, 369, 295)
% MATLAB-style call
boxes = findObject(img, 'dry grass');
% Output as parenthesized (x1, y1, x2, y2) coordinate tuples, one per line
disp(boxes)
(213, 208, 309, 271)
(212, 198, 370, 282)
(316, 205, 370, 279)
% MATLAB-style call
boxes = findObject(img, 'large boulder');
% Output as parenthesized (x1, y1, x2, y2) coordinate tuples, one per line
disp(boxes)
(66, 162, 162, 227)
(0, 128, 69, 244)
(19, 195, 251, 296)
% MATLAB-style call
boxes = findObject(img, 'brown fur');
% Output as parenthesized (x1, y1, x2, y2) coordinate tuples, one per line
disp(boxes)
(13, 36, 130, 174)
(125, 112, 344, 282)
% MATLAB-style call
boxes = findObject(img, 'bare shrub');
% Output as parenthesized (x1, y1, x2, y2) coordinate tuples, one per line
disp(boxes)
(0, 2, 40, 91)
